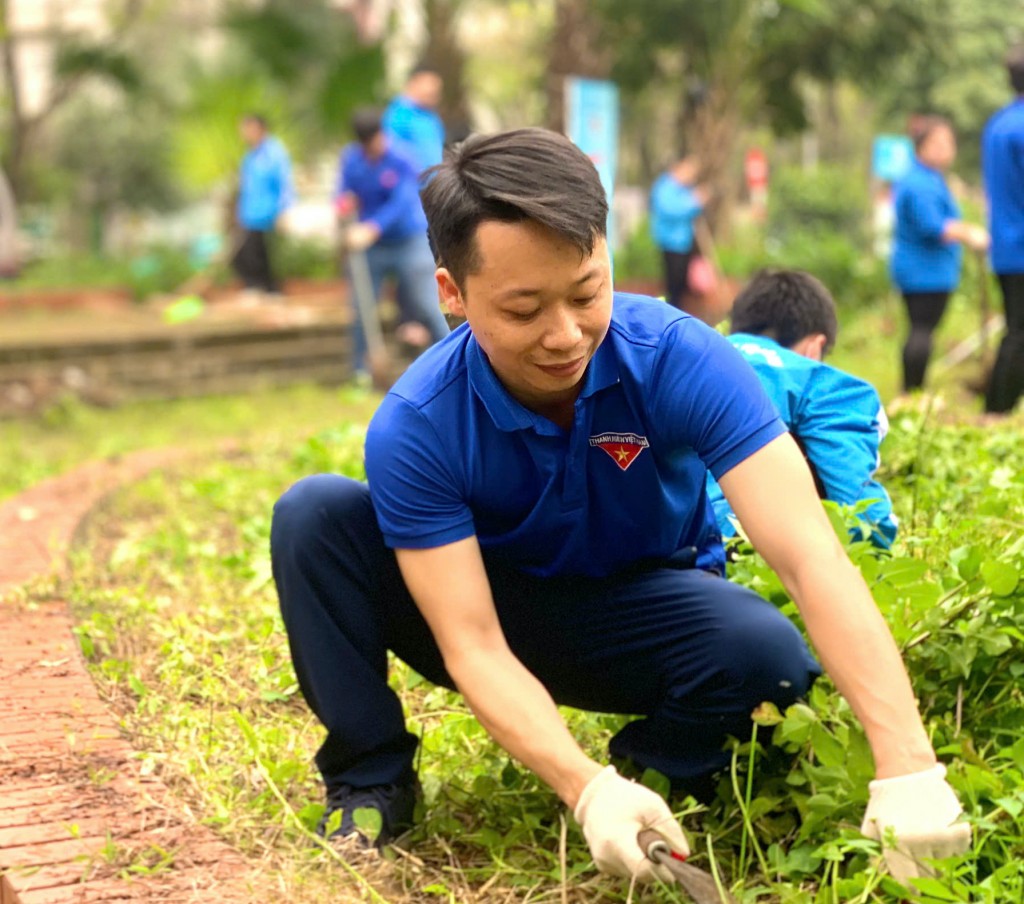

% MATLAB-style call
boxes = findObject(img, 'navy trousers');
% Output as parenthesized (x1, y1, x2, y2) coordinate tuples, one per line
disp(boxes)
(270, 475, 821, 794)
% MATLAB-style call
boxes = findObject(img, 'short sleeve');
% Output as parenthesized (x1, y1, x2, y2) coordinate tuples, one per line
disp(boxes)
(902, 181, 950, 241)
(650, 320, 787, 478)
(364, 395, 476, 549)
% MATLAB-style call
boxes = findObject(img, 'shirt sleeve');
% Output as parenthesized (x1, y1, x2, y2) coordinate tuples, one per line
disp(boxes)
(900, 179, 950, 242)
(650, 318, 787, 479)
(364, 394, 477, 549)
(793, 371, 897, 547)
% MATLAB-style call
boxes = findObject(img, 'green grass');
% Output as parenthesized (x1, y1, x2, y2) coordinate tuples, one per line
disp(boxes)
(0, 382, 379, 501)
(51, 396, 1023, 903)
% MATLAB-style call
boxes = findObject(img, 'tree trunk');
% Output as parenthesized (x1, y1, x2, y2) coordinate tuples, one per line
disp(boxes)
(0, 0, 27, 200)
(0, 165, 18, 275)
(684, 84, 741, 240)
(421, 0, 472, 141)
(544, 0, 610, 133)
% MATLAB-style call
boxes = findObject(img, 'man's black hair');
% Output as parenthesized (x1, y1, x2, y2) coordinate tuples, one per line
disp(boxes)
(409, 61, 441, 80)
(1007, 45, 1024, 94)
(243, 113, 268, 130)
(352, 107, 383, 144)
(420, 127, 608, 288)
(729, 269, 839, 352)
(909, 114, 951, 151)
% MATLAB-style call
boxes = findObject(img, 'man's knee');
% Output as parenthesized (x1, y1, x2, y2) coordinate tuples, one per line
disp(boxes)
(271, 474, 371, 560)
(718, 599, 818, 708)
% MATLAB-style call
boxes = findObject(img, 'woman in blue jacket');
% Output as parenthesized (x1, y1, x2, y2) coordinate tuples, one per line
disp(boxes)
(891, 117, 989, 391)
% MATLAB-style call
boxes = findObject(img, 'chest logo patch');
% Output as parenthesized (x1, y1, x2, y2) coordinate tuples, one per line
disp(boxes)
(589, 432, 650, 471)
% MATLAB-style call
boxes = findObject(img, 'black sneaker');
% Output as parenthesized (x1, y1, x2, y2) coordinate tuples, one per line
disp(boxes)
(317, 781, 420, 849)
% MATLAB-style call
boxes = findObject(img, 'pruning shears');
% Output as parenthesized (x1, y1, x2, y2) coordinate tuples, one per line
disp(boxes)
(638, 830, 739, 904)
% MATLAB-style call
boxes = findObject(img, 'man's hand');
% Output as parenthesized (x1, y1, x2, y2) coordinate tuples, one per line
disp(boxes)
(346, 222, 380, 252)
(574, 766, 689, 884)
(966, 224, 991, 253)
(861, 763, 970, 884)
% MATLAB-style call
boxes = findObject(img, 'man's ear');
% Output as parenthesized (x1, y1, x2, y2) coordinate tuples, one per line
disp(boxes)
(790, 332, 829, 361)
(436, 268, 466, 318)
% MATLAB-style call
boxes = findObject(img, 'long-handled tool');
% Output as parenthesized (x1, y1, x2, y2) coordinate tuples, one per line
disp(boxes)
(638, 830, 739, 904)
(340, 220, 393, 391)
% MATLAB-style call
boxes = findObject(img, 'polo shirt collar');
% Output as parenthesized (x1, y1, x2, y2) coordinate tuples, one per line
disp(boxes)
(466, 332, 620, 433)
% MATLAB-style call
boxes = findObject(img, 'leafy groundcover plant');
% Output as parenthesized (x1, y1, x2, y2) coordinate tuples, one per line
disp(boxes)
(63, 408, 1023, 903)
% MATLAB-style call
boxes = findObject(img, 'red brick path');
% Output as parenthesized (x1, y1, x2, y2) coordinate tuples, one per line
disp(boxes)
(0, 452, 255, 902)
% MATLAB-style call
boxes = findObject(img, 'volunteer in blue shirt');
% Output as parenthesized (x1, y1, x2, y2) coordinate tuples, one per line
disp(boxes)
(383, 64, 445, 174)
(271, 129, 968, 887)
(891, 116, 989, 392)
(232, 114, 293, 296)
(336, 108, 450, 375)
(982, 45, 1024, 414)
(707, 269, 897, 549)
(650, 155, 709, 315)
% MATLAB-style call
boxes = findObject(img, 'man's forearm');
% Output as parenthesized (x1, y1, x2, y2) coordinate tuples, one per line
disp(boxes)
(446, 645, 602, 808)
(784, 550, 936, 777)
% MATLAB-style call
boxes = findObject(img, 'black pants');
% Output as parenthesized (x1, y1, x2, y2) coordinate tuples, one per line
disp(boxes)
(231, 228, 278, 293)
(269, 475, 820, 795)
(662, 249, 696, 310)
(901, 291, 950, 391)
(986, 272, 1024, 413)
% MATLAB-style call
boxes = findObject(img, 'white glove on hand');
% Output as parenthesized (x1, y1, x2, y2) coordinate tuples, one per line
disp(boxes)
(574, 765, 689, 884)
(345, 222, 379, 252)
(860, 763, 971, 884)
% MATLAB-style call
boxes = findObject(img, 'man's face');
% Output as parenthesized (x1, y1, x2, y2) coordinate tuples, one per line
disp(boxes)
(363, 131, 387, 160)
(240, 119, 264, 147)
(409, 72, 443, 109)
(437, 220, 612, 413)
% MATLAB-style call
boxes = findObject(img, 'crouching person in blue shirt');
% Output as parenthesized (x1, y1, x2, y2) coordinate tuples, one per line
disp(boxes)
(706, 269, 898, 549)
(271, 129, 968, 887)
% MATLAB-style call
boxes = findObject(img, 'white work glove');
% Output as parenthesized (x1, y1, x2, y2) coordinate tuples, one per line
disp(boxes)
(574, 765, 690, 884)
(966, 225, 991, 253)
(860, 763, 971, 884)
(345, 222, 379, 252)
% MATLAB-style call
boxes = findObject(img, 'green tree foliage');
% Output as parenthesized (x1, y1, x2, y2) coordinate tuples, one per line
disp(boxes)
(221, 0, 385, 149)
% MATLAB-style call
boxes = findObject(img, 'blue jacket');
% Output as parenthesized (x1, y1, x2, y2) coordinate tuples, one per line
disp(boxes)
(650, 173, 703, 253)
(890, 159, 962, 292)
(983, 98, 1024, 275)
(237, 137, 293, 231)
(382, 96, 444, 174)
(706, 334, 897, 548)
(336, 141, 428, 245)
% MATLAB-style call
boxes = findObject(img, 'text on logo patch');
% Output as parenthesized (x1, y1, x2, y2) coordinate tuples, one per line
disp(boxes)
(589, 432, 650, 471)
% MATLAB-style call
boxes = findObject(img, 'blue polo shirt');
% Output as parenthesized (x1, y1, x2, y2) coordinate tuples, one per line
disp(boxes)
(364, 294, 786, 578)
(383, 96, 444, 174)
(890, 159, 962, 293)
(706, 334, 897, 549)
(237, 137, 293, 231)
(650, 173, 703, 254)
(336, 141, 428, 245)
(983, 98, 1024, 275)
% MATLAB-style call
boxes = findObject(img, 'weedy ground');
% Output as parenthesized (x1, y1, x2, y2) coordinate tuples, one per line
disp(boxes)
(4, 290, 1023, 902)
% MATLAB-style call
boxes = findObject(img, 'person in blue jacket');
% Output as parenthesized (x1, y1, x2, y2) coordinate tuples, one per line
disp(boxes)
(890, 116, 989, 392)
(232, 114, 293, 296)
(336, 108, 450, 375)
(650, 155, 710, 317)
(383, 64, 445, 175)
(706, 269, 897, 549)
(271, 128, 967, 887)
(982, 46, 1024, 414)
